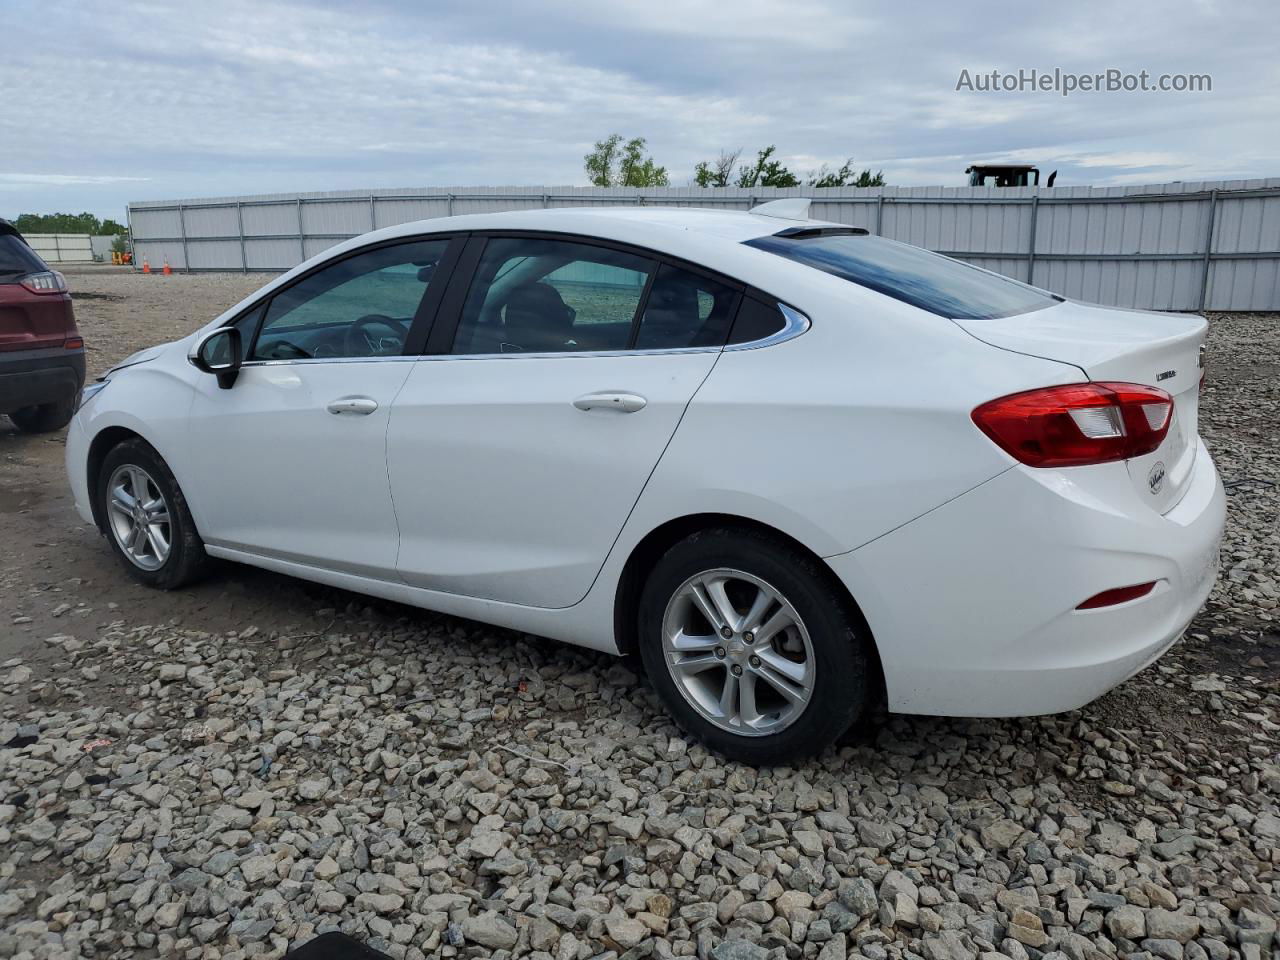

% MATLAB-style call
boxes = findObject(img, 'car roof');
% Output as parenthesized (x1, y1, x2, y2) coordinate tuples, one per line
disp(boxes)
(376, 205, 835, 246)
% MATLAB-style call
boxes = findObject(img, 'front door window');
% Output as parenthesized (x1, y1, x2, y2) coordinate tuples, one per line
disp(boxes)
(251, 239, 448, 361)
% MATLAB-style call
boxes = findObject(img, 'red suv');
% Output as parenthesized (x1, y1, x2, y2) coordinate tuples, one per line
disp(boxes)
(0, 219, 85, 432)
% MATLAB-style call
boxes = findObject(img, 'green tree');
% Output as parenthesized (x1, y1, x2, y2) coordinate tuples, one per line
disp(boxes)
(584, 134, 670, 187)
(736, 146, 799, 188)
(695, 147, 889, 189)
(808, 160, 885, 188)
(10, 212, 129, 234)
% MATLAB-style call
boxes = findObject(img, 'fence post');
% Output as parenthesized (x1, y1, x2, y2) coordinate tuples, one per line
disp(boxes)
(1198, 189, 1218, 312)
(875, 194, 884, 235)
(126, 206, 136, 273)
(446, 193, 454, 218)
(1026, 194, 1040, 285)
(296, 199, 305, 266)
(177, 204, 190, 273)
(236, 202, 247, 273)
(369, 194, 377, 232)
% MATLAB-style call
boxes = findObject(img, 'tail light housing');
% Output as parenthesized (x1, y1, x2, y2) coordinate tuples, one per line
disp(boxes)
(19, 270, 67, 294)
(972, 382, 1173, 467)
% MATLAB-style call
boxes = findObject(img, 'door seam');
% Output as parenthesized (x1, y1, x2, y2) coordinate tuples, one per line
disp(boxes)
(562, 349, 728, 609)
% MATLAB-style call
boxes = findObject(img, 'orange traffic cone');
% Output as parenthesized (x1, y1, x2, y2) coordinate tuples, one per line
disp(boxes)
(142, 259, 151, 274)
(162, 259, 172, 276)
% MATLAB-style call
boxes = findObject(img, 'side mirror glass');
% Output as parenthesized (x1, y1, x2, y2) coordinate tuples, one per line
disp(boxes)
(189, 327, 243, 388)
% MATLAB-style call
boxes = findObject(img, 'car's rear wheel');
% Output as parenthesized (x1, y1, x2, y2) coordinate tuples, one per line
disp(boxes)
(638, 527, 870, 764)
(97, 438, 209, 589)
(8, 395, 77, 434)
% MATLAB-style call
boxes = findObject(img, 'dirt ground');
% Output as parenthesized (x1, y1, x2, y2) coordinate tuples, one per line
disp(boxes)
(0, 265, 349, 687)
(1, 263, 1276, 708)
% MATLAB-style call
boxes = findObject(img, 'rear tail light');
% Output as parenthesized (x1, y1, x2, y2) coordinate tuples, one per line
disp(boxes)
(64, 337, 84, 350)
(1077, 581, 1157, 609)
(972, 382, 1173, 467)
(20, 270, 67, 294)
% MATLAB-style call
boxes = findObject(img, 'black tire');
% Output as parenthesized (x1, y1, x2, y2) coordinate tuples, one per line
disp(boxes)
(8, 395, 77, 434)
(638, 526, 871, 765)
(96, 438, 210, 589)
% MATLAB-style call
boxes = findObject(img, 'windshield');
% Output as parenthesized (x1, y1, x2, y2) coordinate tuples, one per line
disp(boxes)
(0, 233, 46, 282)
(744, 232, 1060, 320)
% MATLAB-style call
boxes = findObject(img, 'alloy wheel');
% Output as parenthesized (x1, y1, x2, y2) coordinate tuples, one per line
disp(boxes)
(106, 464, 172, 571)
(660, 567, 815, 737)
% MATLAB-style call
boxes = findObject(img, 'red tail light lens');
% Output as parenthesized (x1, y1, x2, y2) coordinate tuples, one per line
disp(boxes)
(972, 382, 1173, 467)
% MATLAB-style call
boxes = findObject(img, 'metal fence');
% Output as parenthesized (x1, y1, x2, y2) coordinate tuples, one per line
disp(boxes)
(25, 233, 94, 263)
(129, 179, 1280, 311)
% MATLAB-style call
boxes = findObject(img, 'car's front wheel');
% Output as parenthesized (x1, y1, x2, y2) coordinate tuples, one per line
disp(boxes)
(638, 527, 871, 765)
(96, 438, 209, 589)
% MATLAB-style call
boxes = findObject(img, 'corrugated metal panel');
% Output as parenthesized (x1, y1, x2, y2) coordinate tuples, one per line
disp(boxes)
(241, 203, 301, 237)
(127, 179, 1280, 310)
(24, 233, 95, 263)
(90, 236, 116, 260)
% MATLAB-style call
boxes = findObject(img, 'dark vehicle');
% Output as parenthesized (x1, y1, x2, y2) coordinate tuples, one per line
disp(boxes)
(0, 219, 85, 432)
(966, 163, 1058, 187)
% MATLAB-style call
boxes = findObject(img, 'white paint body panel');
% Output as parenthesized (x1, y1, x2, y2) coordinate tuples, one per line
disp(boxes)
(388, 352, 718, 607)
(64, 206, 1226, 718)
(183, 360, 411, 579)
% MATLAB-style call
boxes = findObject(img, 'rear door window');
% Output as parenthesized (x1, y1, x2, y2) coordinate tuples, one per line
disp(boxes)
(745, 233, 1059, 320)
(450, 237, 654, 355)
(634, 264, 740, 350)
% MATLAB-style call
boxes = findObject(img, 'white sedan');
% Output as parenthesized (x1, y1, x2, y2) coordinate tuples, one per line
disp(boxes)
(66, 200, 1225, 764)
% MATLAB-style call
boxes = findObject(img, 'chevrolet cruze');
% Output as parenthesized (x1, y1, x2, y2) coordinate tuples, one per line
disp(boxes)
(66, 200, 1225, 763)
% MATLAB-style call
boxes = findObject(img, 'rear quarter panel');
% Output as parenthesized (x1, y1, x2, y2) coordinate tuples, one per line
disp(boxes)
(625, 278, 1085, 558)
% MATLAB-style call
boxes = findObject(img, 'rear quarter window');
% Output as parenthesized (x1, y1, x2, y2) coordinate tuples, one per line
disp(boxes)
(744, 233, 1059, 320)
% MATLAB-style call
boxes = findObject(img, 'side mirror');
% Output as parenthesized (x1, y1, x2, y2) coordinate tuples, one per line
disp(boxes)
(188, 326, 242, 389)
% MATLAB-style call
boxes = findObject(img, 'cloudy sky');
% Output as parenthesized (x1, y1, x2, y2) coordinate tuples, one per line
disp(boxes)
(2, 0, 1277, 219)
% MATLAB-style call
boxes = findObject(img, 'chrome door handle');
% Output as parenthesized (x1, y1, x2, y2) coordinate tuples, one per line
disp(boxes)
(327, 396, 379, 416)
(572, 392, 647, 413)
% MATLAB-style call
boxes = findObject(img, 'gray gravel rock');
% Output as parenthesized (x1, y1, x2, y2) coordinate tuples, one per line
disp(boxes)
(1, 308, 1277, 960)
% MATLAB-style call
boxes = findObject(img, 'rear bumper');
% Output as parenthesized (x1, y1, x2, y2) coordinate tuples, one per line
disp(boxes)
(827, 439, 1225, 717)
(0, 345, 85, 412)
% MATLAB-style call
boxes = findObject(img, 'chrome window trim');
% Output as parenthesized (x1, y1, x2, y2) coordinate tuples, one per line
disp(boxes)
(233, 302, 809, 367)
(417, 345, 723, 361)
(239, 355, 419, 367)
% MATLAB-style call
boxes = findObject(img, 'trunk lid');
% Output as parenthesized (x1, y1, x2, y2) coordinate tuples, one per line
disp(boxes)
(955, 300, 1206, 513)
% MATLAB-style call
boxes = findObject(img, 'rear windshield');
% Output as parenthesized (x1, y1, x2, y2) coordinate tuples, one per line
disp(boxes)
(0, 233, 46, 281)
(744, 232, 1060, 320)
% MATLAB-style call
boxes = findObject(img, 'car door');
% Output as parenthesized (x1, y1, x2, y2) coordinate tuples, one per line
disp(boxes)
(182, 236, 456, 579)
(388, 234, 743, 608)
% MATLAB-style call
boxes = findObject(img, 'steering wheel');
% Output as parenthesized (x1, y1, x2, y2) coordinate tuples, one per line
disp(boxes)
(344, 314, 408, 357)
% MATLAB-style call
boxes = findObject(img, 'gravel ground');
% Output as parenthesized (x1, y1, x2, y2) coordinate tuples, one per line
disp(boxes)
(0, 267, 1277, 960)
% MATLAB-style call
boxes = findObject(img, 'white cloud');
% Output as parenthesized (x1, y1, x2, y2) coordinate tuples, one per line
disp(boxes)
(0, 0, 1274, 217)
